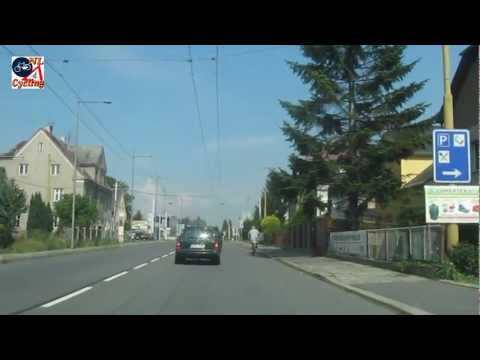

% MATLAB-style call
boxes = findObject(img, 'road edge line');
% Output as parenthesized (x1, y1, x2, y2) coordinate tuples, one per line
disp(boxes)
(438, 279, 479, 289)
(260, 253, 433, 315)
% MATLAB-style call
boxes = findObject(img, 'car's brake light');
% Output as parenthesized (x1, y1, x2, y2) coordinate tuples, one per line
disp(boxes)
(213, 241, 219, 250)
(175, 242, 181, 251)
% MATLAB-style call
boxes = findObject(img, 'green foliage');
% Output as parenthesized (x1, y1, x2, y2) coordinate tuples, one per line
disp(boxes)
(279, 45, 431, 228)
(133, 210, 143, 221)
(377, 187, 426, 227)
(261, 215, 282, 236)
(26, 193, 53, 234)
(392, 260, 459, 280)
(449, 243, 478, 277)
(54, 194, 98, 228)
(0, 167, 27, 247)
(0, 224, 13, 249)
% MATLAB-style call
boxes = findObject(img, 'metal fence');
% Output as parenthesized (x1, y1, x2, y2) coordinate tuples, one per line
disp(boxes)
(63, 226, 117, 246)
(329, 224, 445, 263)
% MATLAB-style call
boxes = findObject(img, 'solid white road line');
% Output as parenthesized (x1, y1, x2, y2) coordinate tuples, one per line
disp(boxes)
(41, 287, 93, 308)
(150, 257, 160, 263)
(133, 263, 148, 270)
(103, 271, 128, 282)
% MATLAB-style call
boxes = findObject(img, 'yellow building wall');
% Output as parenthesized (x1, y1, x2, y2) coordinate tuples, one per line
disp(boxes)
(400, 157, 432, 185)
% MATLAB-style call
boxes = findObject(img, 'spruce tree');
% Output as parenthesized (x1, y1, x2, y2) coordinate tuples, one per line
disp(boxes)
(280, 45, 432, 229)
(27, 193, 52, 234)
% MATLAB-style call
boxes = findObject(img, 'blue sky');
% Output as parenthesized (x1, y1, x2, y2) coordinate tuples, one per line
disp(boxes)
(0, 45, 468, 226)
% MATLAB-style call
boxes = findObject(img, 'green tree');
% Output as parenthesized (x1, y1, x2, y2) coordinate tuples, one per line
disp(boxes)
(0, 168, 27, 248)
(261, 215, 282, 235)
(280, 45, 431, 229)
(54, 194, 98, 229)
(26, 193, 53, 234)
(133, 210, 143, 221)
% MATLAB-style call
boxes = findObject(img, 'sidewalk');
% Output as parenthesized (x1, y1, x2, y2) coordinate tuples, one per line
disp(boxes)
(246, 243, 478, 315)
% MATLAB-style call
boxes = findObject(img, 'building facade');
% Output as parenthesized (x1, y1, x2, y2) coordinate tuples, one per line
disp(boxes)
(0, 125, 115, 233)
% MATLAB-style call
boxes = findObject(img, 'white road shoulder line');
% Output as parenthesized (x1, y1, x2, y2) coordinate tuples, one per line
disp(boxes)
(104, 271, 128, 282)
(42, 286, 93, 308)
(133, 263, 148, 270)
(150, 257, 160, 263)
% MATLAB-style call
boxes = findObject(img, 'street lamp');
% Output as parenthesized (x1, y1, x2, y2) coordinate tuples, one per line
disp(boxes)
(71, 100, 112, 249)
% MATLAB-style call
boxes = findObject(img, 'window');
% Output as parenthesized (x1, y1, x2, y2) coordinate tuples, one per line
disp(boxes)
(52, 188, 64, 202)
(19, 163, 28, 176)
(38, 142, 44, 152)
(51, 164, 60, 176)
(15, 215, 21, 227)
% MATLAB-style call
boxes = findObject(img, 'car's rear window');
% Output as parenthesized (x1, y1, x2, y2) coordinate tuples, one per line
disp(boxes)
(181, 229, 212, 242)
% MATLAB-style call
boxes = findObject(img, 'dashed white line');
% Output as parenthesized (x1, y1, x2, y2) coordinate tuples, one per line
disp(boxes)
(103, 271, 128, 282)
(150, 257, 160, 263)
(133, 263, 148, 270)
(42, 287, 93, 308)
(161, 254, 169, 258)
(169, 251, 175, 255)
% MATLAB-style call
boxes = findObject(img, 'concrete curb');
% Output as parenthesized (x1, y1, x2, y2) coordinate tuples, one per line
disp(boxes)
(0, 240, 168, 265)
(439, 279, 479, 289)
(257, 251, 433, 315)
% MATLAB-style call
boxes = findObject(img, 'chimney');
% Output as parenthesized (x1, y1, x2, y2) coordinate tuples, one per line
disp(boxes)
(44, 122, 54, 134)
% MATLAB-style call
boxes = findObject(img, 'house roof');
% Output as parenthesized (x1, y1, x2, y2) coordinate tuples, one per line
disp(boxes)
(451, 45, 477, 101)
(75, 145, 104, 167)
(0, 127, 109, 188)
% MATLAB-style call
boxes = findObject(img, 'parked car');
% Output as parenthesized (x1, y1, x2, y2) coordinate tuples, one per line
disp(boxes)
(175, 226, 221, 265)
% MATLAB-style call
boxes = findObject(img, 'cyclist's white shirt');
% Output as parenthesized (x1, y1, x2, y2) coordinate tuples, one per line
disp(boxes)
(249, 228, 260, 242)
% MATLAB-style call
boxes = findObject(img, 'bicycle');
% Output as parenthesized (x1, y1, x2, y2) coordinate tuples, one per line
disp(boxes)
(14, 62, 32, 73)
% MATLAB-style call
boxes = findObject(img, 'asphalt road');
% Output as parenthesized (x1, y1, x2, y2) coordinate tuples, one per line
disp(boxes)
(1, 242, 398, 315)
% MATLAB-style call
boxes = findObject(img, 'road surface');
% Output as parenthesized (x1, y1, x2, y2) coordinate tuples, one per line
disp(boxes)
(0, 242, 397, 315)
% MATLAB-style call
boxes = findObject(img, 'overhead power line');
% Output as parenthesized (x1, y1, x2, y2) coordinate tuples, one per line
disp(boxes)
(2, 45, 125, 161)
(42, 46, 290, 64)
(27, 45, 131, 159)
(188, 45, 215, 193)
(215, 45, 222, 192)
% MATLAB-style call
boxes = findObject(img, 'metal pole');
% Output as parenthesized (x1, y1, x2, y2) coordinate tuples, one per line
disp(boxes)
(442, 45, 460, 251)
(154, 176, 159, 240)
(71, 101, 80, 249)
(264, 189, 267, 218)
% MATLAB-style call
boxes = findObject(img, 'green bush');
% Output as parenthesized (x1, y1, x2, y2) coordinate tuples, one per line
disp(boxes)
(9, 238, 48, 253)
(0, 224, 13, 248)
(449, 243, 479, 277)
(392, 260, 460, 280)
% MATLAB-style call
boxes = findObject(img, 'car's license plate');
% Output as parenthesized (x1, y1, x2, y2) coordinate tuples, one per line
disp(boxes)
(190, 244, 205, 249)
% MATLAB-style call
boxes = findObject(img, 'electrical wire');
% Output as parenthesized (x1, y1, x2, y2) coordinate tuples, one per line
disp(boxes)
(187, 45, 215, 193)
(27, 45, 131, 159)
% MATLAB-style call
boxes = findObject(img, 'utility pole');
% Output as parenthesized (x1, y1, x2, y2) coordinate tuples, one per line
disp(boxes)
(154, 176, 159, 240)
(70, 101, 80, 249)
(71, 99, 111, 249)
(130, 151, 152, 217)
(264, 189, 267, 218)
(442, 45, 459, 251)
(258, 196, 262, 220)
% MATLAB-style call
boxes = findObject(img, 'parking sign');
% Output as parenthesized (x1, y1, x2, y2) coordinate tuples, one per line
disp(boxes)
(433, 129, 471, 183)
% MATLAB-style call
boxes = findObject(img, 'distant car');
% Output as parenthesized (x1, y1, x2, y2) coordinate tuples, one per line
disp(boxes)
(175, 227, 221, 265)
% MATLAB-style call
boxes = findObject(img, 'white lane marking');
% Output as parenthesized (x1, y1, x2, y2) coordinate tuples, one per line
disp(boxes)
(103, 271, 128, 282)
(42, 287, 93, 308)
(150, 257, 160, 263)
(133, 263, 148, 270)
(169, 251, 175, 255)
(161, 254, 169, 258)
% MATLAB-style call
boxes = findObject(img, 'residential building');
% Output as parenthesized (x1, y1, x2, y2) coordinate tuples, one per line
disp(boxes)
(0, 125, 114, 233)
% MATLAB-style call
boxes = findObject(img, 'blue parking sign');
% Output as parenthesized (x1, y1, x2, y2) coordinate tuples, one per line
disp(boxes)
(433, 129, 471, 183)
